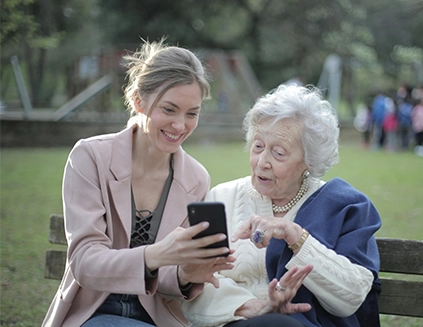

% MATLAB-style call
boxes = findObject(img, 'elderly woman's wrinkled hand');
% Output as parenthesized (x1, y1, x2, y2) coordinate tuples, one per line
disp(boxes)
(231, 214, 302, 248)
(234, 264, 313, 318)
(269, 264, 313, 314)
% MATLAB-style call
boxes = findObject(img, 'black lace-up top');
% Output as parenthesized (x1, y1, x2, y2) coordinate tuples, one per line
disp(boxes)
(130, 155, 174, 248)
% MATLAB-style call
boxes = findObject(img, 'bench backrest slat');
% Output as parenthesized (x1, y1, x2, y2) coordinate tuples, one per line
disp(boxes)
(377, 238, 423, 275)
(44, 250, 67, 279)
(376, 237, 423, 318)
(49, 214, 66, 245)
(378, 279, 423, 317)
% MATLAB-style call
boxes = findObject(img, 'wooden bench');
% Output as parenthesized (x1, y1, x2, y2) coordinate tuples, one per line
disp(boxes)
(45, 214, 423, 318)
(44, 214, 67, 280)
(376, 238, 423, 317)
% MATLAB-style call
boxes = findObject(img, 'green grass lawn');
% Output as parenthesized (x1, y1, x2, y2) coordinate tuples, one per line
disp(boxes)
(1, 142, 422, 326)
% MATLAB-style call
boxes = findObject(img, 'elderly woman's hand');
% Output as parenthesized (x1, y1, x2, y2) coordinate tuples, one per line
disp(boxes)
(269, 264, 313, 314)
(232, 214, 303, 249)
(234, 264, 313, 318)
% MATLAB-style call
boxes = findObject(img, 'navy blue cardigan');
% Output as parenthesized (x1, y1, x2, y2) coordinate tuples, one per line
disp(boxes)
(266, 178, 382, 327)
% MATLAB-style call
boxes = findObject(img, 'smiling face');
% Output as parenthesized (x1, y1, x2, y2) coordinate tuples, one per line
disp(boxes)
(139, 82, 202, 154)
(249, 118, 308, 203)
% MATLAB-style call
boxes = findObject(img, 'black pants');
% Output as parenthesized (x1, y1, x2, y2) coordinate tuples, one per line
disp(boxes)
(416, 131, 423, 146)
(224, 313, 305, 327)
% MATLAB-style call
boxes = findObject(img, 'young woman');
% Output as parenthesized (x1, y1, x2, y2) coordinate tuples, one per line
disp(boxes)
(42, 39, 234, 327)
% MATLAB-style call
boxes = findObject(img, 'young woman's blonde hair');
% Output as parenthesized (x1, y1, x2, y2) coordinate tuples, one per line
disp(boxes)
(122, 38, 211, 127)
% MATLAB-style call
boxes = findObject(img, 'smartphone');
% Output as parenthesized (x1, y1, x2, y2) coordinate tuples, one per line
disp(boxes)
(187, 202, 230, 257)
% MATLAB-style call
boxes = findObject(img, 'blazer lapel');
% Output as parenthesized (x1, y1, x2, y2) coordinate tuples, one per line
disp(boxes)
(156, 183, 197, 241)
(108, 125, 137, 245)
(156, 148, 199, 240)
(109, 178, 132, 246)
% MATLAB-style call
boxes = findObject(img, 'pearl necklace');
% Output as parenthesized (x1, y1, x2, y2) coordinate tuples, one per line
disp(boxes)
(272, 178, 309, 214)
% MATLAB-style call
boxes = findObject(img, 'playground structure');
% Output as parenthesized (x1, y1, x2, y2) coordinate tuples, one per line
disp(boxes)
(3, 51, 377, 147)
(2, 50, 263, 123)
(317, 54, 342, 112)
(0, 50, 264, 146)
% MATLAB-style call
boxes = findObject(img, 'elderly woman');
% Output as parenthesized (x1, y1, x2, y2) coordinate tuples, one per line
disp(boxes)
(182, 85, 381, 327)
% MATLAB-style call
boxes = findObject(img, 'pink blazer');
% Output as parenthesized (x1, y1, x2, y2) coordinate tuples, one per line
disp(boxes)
(42, 125, 210, 327)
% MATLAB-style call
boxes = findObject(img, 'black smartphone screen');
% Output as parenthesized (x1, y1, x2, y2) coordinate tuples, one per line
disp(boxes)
(187, 202, 230, 256)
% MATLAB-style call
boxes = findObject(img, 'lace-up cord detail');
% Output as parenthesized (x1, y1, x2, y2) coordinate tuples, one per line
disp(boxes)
(131, 209, 154, 247)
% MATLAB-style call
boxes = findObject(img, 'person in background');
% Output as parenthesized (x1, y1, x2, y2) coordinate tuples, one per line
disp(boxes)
(395, 83, 412, 103)
(382, 96, 398, 152)
(396, 94, 413, 150)
(412, 97, 423, 157)
(182, 84, 381, 327)
(353, 99, 372, 149)
(371, 90, 387, 149)
(42, 39, 235, 327)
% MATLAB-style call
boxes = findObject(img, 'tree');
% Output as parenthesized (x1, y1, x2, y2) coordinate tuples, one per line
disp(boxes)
(365, 0, 423, 85)
(1, 0, 38, 46)
(2, 0, 422, 111)
(1, 0, 95, 106)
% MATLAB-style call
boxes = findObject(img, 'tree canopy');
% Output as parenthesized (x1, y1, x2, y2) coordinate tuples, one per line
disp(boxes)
(1, 0, 422, 110)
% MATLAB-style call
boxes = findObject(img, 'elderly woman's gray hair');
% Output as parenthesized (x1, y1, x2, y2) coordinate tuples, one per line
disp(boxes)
(243, 84, 340, 178)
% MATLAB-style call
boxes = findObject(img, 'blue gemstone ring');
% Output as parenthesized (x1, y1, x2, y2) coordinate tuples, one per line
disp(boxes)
(252, 229, 265, 244)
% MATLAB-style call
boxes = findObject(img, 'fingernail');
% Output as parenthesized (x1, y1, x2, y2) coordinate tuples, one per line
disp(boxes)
(219, 234, 227, 240)
(202, 222, 210, 228)
(223, 248, 229, 253)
